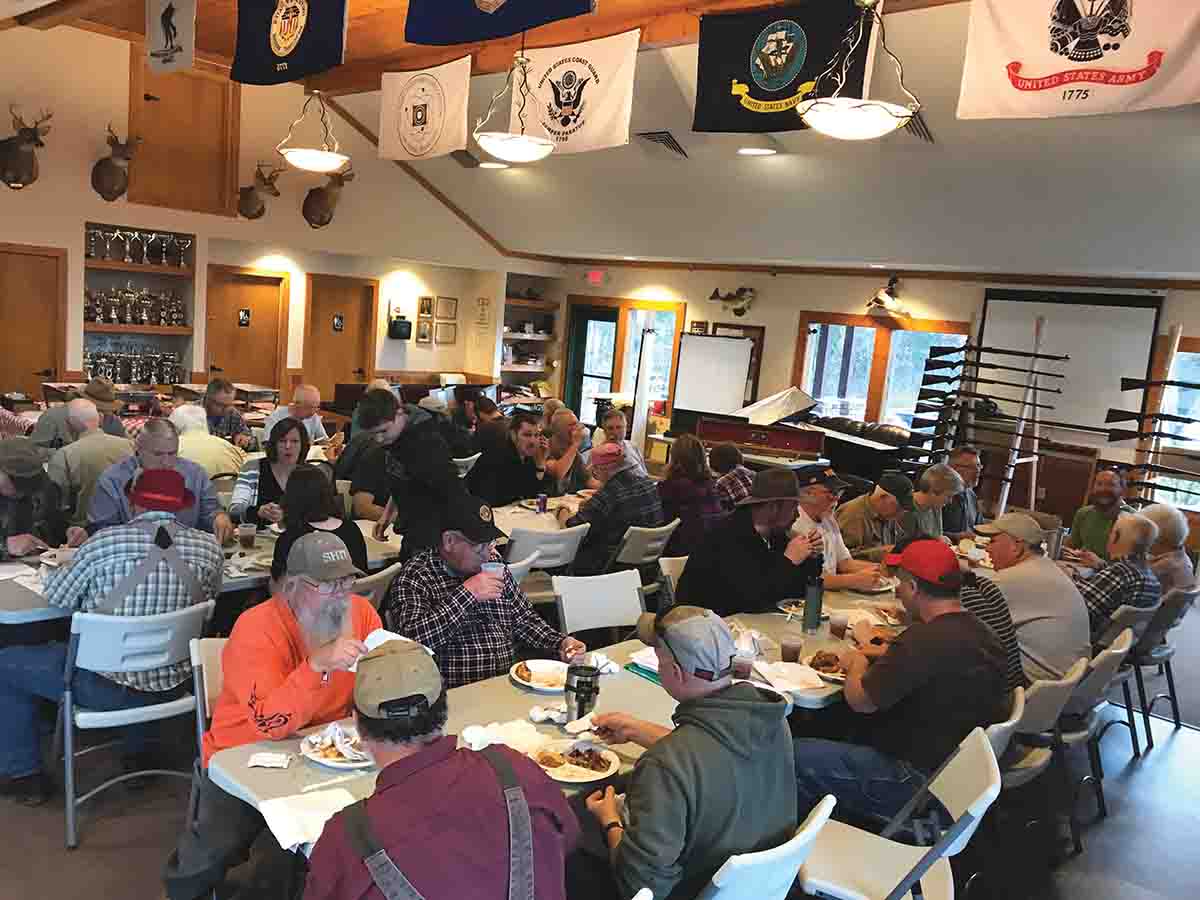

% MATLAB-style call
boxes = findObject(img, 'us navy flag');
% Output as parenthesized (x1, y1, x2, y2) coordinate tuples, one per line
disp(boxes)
(231, 0, 348, 86)
(693, 1, 875, 133)
(405, 0, 595, 46)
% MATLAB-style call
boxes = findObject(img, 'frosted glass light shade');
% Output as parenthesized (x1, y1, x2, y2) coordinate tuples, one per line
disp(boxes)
(797, 97, 913, 141)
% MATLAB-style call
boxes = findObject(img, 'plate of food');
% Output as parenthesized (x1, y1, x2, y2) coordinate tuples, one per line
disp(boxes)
(511, 659, 569, 693)
(871, 605, 907, 627)
(532, 740, 620, 783)
(575, 489, 597, 500)
(848, 576, 900, 596)
(38, 547, 76, 567)
(803, 650, 848, 683)
(300, 725, 374, 770)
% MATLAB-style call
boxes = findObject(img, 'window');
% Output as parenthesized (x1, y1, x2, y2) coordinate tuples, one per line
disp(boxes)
(1151, 347, 1200, 509)
(579, 319, 617, 425)
(620, 307, 681, 403)
(793, 312, 971, 424)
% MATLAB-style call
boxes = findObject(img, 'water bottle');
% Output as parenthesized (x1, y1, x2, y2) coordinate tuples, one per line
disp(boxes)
(565, 664, 600, 721)
(803, 573, 824, 634)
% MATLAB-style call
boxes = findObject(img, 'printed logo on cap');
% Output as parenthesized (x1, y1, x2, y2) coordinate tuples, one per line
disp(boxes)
(479, 505, 493, 523)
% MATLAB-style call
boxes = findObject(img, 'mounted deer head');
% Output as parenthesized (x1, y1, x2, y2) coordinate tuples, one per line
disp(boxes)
(237, 162, 286, 220)
(90, 123, 141, 202)
(301, 167, 355, 230)
(0, 105, 52, 190)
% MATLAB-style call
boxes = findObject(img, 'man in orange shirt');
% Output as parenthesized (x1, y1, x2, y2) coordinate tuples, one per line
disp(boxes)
(164, 532, 380, 900)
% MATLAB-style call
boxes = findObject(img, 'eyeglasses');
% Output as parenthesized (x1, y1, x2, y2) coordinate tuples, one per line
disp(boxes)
(298, 576, 355, 595)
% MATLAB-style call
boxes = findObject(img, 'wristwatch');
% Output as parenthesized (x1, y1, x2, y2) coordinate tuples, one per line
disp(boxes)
(604, 821, 624, 835)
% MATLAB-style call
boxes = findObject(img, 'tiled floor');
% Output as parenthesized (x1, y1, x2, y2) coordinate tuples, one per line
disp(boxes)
(3, 712, 1198, 899)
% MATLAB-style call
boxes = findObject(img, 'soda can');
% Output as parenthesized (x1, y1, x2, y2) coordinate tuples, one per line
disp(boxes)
(536, 493, 548, 514)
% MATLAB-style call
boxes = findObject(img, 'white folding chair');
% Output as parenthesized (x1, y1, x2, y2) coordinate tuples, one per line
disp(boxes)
(799, 728, 1001, 900)
(985, 687, 1025, 763)
(453, 452, 482, 479)
(606, 519, 681, 571)
(189, 637, 227, 759)
(658, 556, 688, 593)
(552, 570, 645, 635)
(698, 796, 836, 900)
(1124, 586, 1199, 748)
(505, 551, 541, 585)
(61, 601, 214, 848)
(353, 561, 405, 612)
(212, 473, 238, 512)
(510, 524, 591, 604)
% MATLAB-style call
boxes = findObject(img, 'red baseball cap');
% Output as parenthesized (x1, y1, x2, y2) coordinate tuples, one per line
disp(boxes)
(884, 539, 960, 586)
(126, 469, 195, 513)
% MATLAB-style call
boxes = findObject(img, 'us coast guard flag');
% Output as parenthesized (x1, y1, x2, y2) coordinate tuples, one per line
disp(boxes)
(231, 0, 348, 86)
(958, 0, 1200, 119)
(379, 57, 471, 162)
(512, 29, 640, 155)
(146, 0, 196, 74)
(405, 0, 595, 46)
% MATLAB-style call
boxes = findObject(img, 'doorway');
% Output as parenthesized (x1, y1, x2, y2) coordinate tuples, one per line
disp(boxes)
(564, 306, 619, 426)
(0, 243, 65, 398)
(304, 274, 378, 400)
(205, 265, 288, 388)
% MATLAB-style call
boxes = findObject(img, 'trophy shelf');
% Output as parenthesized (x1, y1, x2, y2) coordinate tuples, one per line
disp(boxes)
(85, 259, 193, 278)
(84, 323, 193, 336)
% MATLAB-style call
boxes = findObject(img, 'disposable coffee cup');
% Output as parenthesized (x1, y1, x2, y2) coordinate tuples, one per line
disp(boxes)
(237, 523, 256, 549)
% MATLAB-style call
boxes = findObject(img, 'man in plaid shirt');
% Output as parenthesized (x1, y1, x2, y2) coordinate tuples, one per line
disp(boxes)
(203, 379, 258, 450)
(0, 469, 221, 804)
(386, 492, 585, 688)
(710, 443, 755, 514)
(1070, 512, 1162, 642)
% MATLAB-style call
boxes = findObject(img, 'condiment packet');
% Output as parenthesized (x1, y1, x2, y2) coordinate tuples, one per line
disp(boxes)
(248, 752, 292, 769)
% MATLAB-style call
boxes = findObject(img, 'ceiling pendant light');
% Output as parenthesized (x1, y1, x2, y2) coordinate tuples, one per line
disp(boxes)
(473, 35, 554, 164)
(795, 0, 921, 141)
(276, 90, 350, 174)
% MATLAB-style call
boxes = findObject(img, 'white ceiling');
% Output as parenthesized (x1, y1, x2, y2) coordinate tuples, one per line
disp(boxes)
(336, 5, 1200, 277)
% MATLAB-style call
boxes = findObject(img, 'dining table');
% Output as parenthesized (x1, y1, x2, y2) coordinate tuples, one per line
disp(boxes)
(492, 495, 585, 538)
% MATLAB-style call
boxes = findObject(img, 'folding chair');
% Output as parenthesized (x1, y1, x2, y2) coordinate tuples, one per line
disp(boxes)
(509, 523, 591, 604)
(799, 728, 1001, 900)
(452, 452, 483, 479)
(603, 519, 681, 607)
(60, 601, 214, 848)
(1124, 587, 1199, 747)
(658, 556, 688, 593)
(211, 473, 238, 512)
(552, 570, 645, 635)
(505, 551, 541, 586)
(353, 561, 405, 612)
(698, 796, 836, 900)
(985, 687, 1025, 762)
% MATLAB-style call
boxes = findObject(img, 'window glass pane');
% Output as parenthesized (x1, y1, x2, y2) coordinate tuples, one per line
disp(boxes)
(621, 308, 679, 402)
(882, 331, 969, 428)
(802, 324, 875, 420)
(583, 320, 617, 378)
(580, 376, 612, 426)
(1156, 350, 1200, 509)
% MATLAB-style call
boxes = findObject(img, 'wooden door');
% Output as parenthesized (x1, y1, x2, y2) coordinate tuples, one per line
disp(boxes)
(205, 267, 286, 388)
(127, 47, 240, 216)
(304, 275, 377, 399)
(0, 244, 64, 397)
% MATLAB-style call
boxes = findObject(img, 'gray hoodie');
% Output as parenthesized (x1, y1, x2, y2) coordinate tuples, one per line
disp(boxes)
(613, 682, 798, 900)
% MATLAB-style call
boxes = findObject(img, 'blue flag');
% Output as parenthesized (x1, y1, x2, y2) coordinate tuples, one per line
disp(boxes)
(405, 0, 595, 46)
(231, 0, 348, 86)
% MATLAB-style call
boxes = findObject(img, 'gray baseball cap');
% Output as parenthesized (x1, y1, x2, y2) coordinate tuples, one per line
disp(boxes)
(636, 606, 737, 682)
(286, 532, 365, 581)
(355, 640, 443, 719)
(975, 512, 1046, 546)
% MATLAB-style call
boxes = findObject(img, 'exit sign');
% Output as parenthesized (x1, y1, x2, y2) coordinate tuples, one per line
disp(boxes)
(584, 269, 608, 287)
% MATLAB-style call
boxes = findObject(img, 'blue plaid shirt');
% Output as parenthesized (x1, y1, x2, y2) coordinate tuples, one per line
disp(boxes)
(207, 407, 258, 449)
(1077, 557, 1161, 640)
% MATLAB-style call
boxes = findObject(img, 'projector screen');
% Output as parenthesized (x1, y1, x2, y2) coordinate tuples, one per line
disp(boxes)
(976, 290, 1162, 456)
(673, 333, 755, 416)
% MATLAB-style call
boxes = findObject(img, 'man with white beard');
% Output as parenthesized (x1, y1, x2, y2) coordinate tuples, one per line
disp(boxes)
(164, 533, 381, 900)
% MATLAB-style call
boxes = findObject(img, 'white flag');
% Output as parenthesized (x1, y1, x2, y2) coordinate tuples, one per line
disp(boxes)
(512, 29, 640, 154)
(380, 56, 472, 161)
(146, 0, 196, 74)
(958, 1, 1200, 120)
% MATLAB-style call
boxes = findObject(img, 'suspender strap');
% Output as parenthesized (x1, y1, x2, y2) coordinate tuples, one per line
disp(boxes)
(94, 520, 208, 614)
(480, 746, 536, 900)
(341, 801, 428, 900)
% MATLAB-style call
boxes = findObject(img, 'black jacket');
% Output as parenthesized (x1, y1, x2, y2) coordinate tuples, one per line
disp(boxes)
(466, 440, 549, 509)
(675, 507, 819, 616)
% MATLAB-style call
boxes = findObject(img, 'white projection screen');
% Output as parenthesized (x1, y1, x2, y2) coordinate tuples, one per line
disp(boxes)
(673, 333, 755, 416)
(975, 290, 1163, 455)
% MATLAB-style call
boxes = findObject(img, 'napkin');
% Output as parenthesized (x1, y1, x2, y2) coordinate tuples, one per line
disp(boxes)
(259, 788, 358, 855)
(841, 609, 883, 629)
(586, 652, 619, 675)
(14, 571, 45, 596)
(0, 562, 28, 581)
(304, 723, 371, 762)
(629, 646, 659, 672)
(460, 720, 550, 755)
(752, 661, 827, 693)
(529, 703, 569, 725)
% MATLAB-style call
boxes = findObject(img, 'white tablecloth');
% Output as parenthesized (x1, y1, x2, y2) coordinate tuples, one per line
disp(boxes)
(493, 497, 583, 538)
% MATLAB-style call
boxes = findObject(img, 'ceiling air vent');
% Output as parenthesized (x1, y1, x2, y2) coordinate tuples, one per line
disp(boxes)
(636, 130, 689, 159)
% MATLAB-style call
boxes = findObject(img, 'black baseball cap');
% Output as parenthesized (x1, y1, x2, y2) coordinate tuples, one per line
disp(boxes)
(795, 465, 850, 493)
(877, 471, 914, 510)
(442, 491, 506, 543)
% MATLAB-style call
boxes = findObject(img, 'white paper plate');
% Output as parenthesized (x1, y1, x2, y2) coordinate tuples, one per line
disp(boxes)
(532, 740, 620, 783)
(802, 654, 848, 683)
(846, 576, 900, 596)
(300, 733, 374, 770)
(510, 659, 568, 693)
(38, 548, 76, 567)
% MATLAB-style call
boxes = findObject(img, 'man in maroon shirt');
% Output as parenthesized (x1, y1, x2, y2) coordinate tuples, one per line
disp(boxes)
(303, 640, 580, 900)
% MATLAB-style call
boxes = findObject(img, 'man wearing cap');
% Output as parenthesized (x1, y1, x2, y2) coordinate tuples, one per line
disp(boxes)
(942, 446, 986, 542)
(0, 469, 221, 805)
(972, 512, 1091, 683)
(89, 418, 235, 545)
(305, 641, 580, 900)
(467, 411, 552, 508)
(571, 607, 797, 900)
(557, 442, 664, 576)
(30, 377, 129, 451)
(46, 398, 134, 530)
(0, 436, 69, 560)
(835, 471, 913, 563)
(674, 467, 820, 616)
(164, 532, 381, 900)
(792, 538, 1007, 827)
(386, 492, 584, 688)
(790, 464, 885, 592)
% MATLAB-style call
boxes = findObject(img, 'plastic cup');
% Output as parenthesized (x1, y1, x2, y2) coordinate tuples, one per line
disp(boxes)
(237, 523, 257, 550)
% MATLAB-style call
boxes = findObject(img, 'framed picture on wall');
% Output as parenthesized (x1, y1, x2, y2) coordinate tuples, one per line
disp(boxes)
(435, 296, 458, 320)
(690, 320, 709, 334)
(418, 296, 434, 317)
(712, 322, 766, 404)
(435, 321, 457, 344)
(416, 317, 433, 343)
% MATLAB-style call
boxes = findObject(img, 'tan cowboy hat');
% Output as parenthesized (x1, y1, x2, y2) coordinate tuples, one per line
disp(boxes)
(736, 468, 802, 506)
(77, 377, 122, 413)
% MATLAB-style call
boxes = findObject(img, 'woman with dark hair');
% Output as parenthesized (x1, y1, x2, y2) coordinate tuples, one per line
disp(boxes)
(270, 466, 368, 580)
(656, 433, 725, 556)
(229, 417, 310, 525)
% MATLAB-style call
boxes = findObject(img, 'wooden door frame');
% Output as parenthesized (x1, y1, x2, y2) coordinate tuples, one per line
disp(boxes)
(204, 264, 291, 391)
(0, 242, 68, 382)
(303, 272, 381, 386)
(566, 295, 687, 413)
(792, 311, 971, 423)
